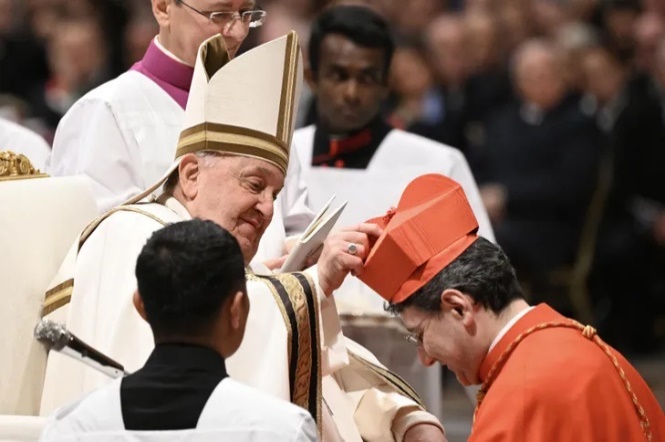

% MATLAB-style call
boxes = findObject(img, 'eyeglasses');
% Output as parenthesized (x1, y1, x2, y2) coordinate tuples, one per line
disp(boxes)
(179, 0, 267, 32)
(404, 316, 432, 347)
(404, 332, 423, 346)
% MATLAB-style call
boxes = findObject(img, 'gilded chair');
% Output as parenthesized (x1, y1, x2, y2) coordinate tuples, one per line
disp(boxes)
(0, 151, 96, 438)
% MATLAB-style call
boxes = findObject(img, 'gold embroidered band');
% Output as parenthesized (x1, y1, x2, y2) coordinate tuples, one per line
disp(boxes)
(349, 351, 425, 408)
(41, 206, 169, 318)
(276, 32, 299, 146)
(250, 272, 322, 437)
(42, 279, 74, 317)
(177, 123, 289, 174)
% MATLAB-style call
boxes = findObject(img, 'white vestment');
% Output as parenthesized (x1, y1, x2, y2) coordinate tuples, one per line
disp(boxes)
(0, 118, 50, 170)
(40, 196, 443, 442)
(293, 125, 495, 314)
(46, 69, 313, 262)
(40, 377, 318, 442)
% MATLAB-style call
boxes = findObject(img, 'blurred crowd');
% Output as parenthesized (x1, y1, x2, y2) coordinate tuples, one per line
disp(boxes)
(1, 0, 664, 355)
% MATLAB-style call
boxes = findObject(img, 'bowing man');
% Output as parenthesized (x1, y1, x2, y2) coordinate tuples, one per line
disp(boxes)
(359, 173, 665, 442)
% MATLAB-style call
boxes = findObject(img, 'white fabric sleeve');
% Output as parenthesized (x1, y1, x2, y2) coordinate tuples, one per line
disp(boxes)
(293, 414, 319, 442)
(304, 266, 349, 376)
(48, 97, 144, 213)
(282, 142, 316, 237)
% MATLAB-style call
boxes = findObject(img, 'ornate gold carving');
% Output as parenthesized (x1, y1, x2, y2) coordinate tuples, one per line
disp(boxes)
(0, 151, 47, 181)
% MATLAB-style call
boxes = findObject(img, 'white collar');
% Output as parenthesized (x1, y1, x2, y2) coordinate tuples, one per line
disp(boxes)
(158, 194, 193, 220)
(488, 306, 534, 353)
(154, 36, 191, 66)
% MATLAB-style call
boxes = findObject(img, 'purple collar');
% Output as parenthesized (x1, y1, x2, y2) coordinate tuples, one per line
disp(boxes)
(131, 39, 194, 109)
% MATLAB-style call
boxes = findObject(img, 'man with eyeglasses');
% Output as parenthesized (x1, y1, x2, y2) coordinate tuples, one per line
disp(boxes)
(359, 174, 665, 442)
(46, 0, 313, 267)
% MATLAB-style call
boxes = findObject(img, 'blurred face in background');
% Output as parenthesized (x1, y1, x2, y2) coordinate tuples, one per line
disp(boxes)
(426, 15, 469, 87)
(465, 11, 500, 73)
(0, 0, 13, 35)
(603, 6, 639, 54)
(390, 46, 434, 98)
(497, 4, 533, 53)
(580, 47, 626, 105)
(152, 0, 257, 65)
(643, 0, 665, 17)
(532, 0, 569, 37)
(49, 19, 105, 89)
(554, 23, 600, 91)
(393, 0, 443, 37)
(28, 6, 61, 40)
(513, 41, 568, 110)
(278, 0, 315, 17)
(633, 13, 665, 74)
(309, 33, 389, 134)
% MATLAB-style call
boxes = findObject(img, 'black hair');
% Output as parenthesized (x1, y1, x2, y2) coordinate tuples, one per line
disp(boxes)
(309, 5, 394, 78)
(388, 237, 525, 315)
(135, 219, 246, 338)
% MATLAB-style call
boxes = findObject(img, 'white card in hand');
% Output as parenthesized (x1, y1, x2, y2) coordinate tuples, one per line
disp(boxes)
(279, 195, 347, 273)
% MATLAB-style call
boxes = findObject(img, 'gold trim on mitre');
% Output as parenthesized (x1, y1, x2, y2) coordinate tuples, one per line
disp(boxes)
(177, 123, 289, 174)
(201, 35, 231, 80)
(276, 32, 300, 149)
(0, 150, 48, 181)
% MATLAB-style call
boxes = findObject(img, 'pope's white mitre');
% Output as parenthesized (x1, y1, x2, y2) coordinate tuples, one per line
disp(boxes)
(125, 31, 303, 205)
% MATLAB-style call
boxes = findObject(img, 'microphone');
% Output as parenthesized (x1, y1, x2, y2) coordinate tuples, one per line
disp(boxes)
(34, 319, 129, 379)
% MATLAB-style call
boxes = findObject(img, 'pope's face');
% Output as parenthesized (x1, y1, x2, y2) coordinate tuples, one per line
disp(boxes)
(161, 0, 256, 63)
(400, 304, 487, 386)
(185, 154, 284, 264)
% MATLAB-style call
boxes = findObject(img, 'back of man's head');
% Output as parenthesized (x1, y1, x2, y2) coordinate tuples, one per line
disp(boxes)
(135, 219, 247, 341)
(309, 4, 394, 78)
(389, 237, 525, 315)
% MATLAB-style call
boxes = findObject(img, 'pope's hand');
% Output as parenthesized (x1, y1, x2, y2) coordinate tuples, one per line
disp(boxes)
(263, 255, 288, 271)
(403, 423, 447, 442)
(317, 223, 382, 297)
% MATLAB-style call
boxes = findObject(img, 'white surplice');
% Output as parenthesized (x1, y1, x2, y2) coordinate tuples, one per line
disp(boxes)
(40, 378, 318, 442)
(45, 69, 313, 262)
(293, 125, 495, 314)
(40, 196, 443, 442)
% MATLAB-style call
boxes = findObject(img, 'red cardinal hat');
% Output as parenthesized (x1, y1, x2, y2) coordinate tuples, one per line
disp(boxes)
(359, 174, 479, 304)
